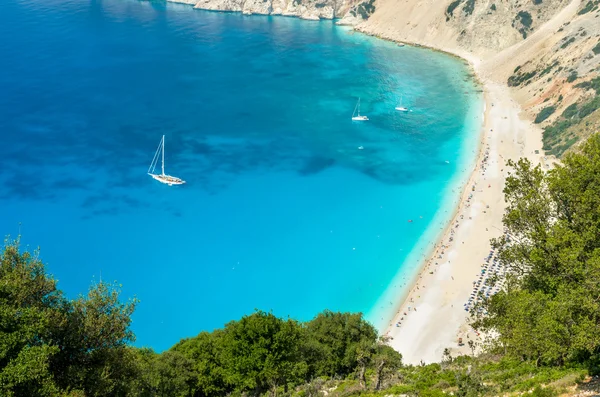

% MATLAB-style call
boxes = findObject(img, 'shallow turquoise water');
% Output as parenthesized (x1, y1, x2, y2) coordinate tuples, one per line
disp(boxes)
(0, 0, 482, 350)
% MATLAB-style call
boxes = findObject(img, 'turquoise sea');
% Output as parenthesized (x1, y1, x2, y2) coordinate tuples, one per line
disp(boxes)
(0, 0, 482, 350)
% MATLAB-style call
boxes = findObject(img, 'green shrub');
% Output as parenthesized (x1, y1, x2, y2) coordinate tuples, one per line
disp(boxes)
(463, 0, 476, 15)
(540, 61, 558, 77)
(535, 106, 556, 123)
(567, 71, 578, 83)
(530, 385, 558, 397)
(561, 37, 576, 49)
(578, 95, 600, 118)
(508, 70, 537, 86)
(593, 41, 600, 55)
(516, 10, 532, 28)
(578, 0, 598, 15)
(446, 0, 462, 18)
(562, 103, 579, 119)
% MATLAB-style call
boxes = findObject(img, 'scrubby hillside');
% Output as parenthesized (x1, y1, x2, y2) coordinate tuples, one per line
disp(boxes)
(357, 0, 600, 158)
(354, 0, 572, 55)
(506, 2, 600, 157)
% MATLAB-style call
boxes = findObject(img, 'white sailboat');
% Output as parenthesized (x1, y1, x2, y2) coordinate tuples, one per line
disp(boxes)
(148, 135, 186, 186)
(395, 95, 409, 112)
(351, 98, 369, 121)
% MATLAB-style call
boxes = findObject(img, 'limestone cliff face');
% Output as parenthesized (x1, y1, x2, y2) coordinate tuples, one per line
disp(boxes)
(168, 0, 373, 20)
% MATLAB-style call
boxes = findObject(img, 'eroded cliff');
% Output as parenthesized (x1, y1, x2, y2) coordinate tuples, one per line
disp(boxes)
(168, 0, 374, 20)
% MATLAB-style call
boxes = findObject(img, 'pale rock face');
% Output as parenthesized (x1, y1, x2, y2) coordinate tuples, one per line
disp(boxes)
(336, 10, 361, 26)
(188, 0, 359, 20)
(193, 0, 243, 12)
(270, 0, 287, 15)
(242, 0, 272, 15)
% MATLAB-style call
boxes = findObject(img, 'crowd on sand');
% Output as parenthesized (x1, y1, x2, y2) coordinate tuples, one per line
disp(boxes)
(386, 141, 510, 332)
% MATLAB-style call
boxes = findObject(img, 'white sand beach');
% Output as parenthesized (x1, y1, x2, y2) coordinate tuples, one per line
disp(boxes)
(381, 77, 546, 364)
(353, 0, 583, 362)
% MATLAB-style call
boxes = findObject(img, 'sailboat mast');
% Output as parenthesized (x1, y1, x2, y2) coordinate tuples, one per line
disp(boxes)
(161, 135, 165, 176)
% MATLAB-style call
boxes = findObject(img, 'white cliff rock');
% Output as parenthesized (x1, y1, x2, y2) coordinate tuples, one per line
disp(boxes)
(186, 0, 373, 20)
(194, 0, 243, 12)
(241, 0, 272, 15)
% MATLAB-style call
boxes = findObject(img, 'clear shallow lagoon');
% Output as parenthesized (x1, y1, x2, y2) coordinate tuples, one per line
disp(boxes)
(0, 0, 482, 350)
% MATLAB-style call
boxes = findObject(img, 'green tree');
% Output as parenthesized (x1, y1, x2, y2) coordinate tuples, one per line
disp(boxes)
(373, 343, 402, 390)
(0, 239, 63, 396)
(219, 311, 307, 395)
(50, 281, 138, 396)
(173, 331, 229, 397)
(476, 134, 600, 366)
(355, 339, 375, 388)
(305, 311, 378, 378)
(0, 239, 139, 396)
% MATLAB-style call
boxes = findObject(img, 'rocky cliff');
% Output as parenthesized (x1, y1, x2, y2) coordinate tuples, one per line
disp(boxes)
(168, 0, 374, 20)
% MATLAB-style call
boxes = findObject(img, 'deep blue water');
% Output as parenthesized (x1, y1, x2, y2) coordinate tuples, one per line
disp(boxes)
(0, 0, 482, 350)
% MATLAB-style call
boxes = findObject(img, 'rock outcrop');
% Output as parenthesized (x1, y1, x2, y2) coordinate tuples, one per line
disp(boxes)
(168, 0, 375, 20)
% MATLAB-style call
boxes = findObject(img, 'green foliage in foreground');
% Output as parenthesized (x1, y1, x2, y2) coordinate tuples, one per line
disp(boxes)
(0, 239, 400, 396)
(7, 135, 600, 396)
(0, 240, 138, 397)
(0, 238, 592, 397)
(476, 134, 600, 367)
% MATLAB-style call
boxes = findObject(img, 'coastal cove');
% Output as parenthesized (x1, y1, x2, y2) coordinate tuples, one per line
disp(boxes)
(0, 0, 482, 351)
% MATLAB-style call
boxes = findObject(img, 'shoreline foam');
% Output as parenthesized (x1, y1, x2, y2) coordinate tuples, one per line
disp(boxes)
(367, 87, 485, 332)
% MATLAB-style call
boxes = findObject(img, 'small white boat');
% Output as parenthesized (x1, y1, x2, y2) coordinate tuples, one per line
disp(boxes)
(352, 98, 369, 121)
(148, 135, 186, 186)
(395, 95, 409, 112)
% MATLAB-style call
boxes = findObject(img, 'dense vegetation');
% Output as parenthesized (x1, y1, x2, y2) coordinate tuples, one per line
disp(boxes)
(5, 135, 600, 396)
(0, 241, 401, 396)
(542, 77, 600, 156)
(473, 135, 600, 368)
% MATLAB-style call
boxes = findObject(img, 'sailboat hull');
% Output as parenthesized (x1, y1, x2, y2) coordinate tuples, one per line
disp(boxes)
(148, 173, 186, 186)
(352, 116, 369, 121)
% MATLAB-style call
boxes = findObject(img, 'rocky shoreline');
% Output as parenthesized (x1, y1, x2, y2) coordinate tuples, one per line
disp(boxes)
(166, 0, 371, 24)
